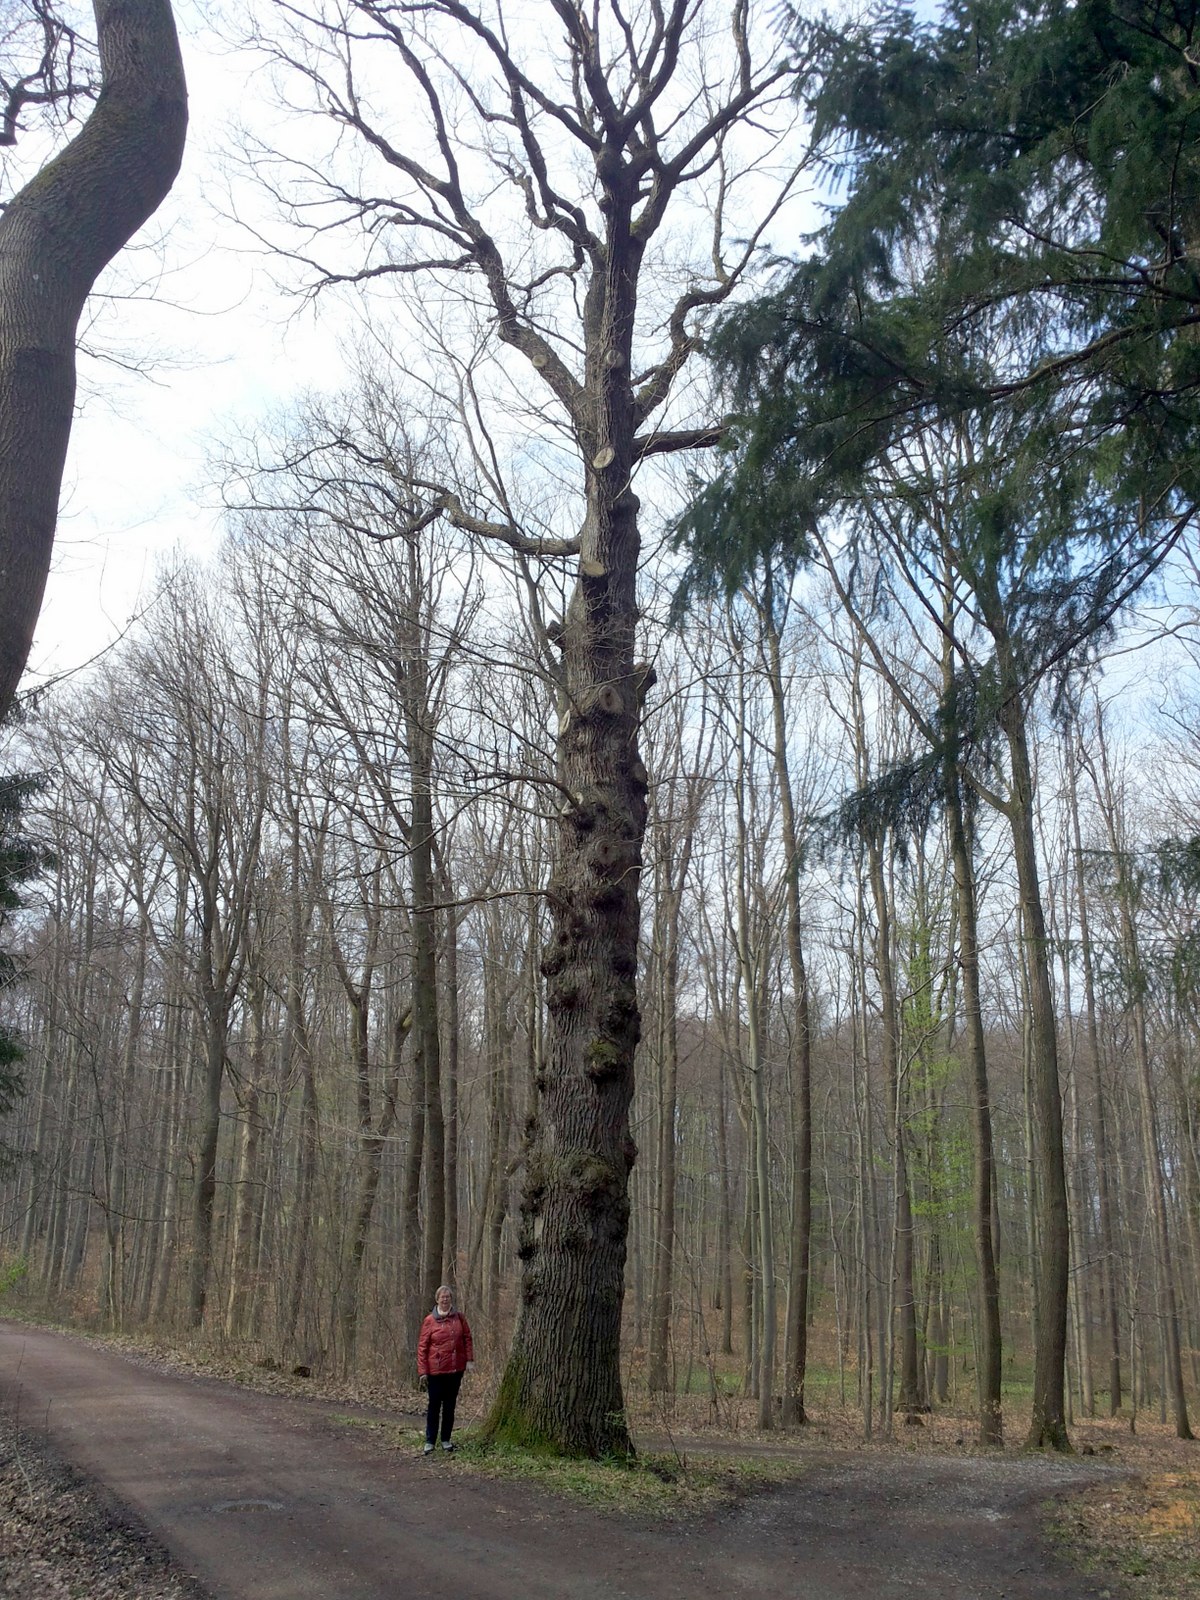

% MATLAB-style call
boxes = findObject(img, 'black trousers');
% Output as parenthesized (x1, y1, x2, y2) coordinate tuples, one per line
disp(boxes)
(425, 1371, 464, 1444)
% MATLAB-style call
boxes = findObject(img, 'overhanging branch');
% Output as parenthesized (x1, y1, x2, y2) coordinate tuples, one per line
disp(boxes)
(634, 424, 727, 459)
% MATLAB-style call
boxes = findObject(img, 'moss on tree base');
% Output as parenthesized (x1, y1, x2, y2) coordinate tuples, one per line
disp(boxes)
(480, 1355, 634, 1460)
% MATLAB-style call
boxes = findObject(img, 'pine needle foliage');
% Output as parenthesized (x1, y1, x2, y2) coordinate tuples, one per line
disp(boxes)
(676, 0, 1200, 607)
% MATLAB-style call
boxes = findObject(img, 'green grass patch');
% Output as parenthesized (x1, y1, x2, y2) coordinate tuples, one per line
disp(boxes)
(673, 1368, 740, 1397)
(434, 1435, 806, 1515)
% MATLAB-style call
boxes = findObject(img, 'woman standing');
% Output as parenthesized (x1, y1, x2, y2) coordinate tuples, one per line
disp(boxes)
(417, 1284, 474, 1453)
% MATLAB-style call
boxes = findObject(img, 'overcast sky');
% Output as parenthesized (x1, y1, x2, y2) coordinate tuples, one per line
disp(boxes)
(29, 2, 353, 689)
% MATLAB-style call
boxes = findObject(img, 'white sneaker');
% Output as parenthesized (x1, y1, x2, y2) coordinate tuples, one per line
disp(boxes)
(441, 1440, 455, 1452)
(423, 1442, 435, 1454)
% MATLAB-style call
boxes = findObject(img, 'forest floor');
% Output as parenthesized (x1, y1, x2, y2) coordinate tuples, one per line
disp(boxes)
(0, 1315, 1195, 1599)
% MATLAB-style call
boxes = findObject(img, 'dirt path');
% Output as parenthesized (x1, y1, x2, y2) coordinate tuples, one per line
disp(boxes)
(1, 1322, 1124, 1600)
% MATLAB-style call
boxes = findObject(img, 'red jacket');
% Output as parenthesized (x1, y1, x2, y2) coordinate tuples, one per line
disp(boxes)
(417, 1309, 473, 1376)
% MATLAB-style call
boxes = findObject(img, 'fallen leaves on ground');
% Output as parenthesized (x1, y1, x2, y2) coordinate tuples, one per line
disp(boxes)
(0, 1415, 202, 1600)
(1047, 1433, 1200, 1600)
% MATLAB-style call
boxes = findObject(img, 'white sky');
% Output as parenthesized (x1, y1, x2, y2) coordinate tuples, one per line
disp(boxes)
(29, 2, 354, 688)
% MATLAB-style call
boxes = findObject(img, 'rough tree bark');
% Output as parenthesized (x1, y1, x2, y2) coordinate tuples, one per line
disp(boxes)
(0, 0, 187, 719)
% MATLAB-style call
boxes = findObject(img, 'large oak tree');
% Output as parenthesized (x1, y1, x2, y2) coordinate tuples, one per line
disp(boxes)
(255, 0, 805, 1455)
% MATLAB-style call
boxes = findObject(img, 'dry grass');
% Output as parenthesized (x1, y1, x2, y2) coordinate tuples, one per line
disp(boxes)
(1045, 1422, 1200, 1600)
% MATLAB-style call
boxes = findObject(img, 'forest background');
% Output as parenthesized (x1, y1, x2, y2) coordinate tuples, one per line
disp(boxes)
(1, 0, 1198, 1472)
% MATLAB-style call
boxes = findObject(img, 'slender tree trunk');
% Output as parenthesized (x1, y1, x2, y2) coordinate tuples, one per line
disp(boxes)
(998, 697, 1071, 1451)
(466, 936, 509, 1316)
(188, 940, 228, 1331)
(1131, 1010, 1192, 1436)
(101, 892, 147, 1328)
(867, 833, 920, 1423)
(443, 897, 461, 1281)
(946, 775, 1002, 1441)
(150, 1040, 185, 1326)
(1165, 1023, 1200, 1389)
(761, 586, 812, 1427)
(645, 730, 703, 1394)
(853, 929, 877, 1438)
(716, 1052, 734, 1358)
(225, 1076, 262, 1340)
(729, 650, 776, 1427)
(646, 903, 682, 1395)
(143, 914, 185, 1327)
(284, 1012, 318, 1355)
(341, 1006, 411, 1373)
(1066, 733, 1122, 1414)
(226, 975, 266, 1341)
(740, 1086, 759, 1400)
(933, 565, 1003, 1442)
(407, 708, 445, 1312)
(1089, 722, 1193, 1441)
(484, 1053, 513, 1333)
(401, 1033, 426, 1374)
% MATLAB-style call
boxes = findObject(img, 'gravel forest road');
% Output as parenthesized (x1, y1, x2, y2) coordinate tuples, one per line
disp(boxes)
(1, 1321, 1124, 1600)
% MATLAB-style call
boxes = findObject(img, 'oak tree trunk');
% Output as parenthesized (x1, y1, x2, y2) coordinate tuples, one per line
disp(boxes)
(490, 460, 647, 1454)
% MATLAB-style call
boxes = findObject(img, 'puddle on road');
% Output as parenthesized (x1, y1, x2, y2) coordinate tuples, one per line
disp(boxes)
(211, 1499, 286, 1514)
